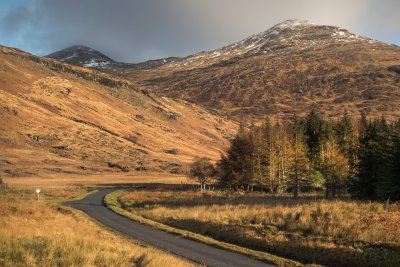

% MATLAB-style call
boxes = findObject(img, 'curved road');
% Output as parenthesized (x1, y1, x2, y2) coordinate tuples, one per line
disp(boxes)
(65, 188, 273, 267)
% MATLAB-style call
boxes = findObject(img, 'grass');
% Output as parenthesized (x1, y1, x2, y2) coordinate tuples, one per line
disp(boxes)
(0, 187, 195, 267)
(114, 187, 400, 267)
(105, 189, 305, 267)
(2, 172, 188, 187)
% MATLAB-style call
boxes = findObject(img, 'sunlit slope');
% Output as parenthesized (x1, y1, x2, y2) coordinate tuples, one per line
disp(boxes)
(0, 45, 236, 177)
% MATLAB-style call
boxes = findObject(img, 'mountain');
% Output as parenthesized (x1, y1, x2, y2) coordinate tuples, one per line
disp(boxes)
(46, 45, 181, 71)
(0, 45, 236, 178)
(137, 19, 400, 120)
(46, 45, 115, 69)
(50, 20, 400, 121)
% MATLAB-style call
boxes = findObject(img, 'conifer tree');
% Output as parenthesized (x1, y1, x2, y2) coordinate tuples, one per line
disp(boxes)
(288, 117, 310, 197)
(350, 118, 393, 200)
(305, 110, 327, 168)
(217, 129, 253, 189)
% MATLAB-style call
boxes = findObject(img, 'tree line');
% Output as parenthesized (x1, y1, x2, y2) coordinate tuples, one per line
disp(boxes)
(190, 111, 400, 200)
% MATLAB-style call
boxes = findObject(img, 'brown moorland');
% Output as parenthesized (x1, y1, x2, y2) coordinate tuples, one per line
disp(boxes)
(0, 45, 236, 179)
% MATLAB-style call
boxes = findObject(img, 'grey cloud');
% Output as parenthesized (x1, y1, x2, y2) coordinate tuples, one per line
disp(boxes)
(2, 5, 30, 35)
(0, 0, 398, 62)
(361, 0, 400, 42)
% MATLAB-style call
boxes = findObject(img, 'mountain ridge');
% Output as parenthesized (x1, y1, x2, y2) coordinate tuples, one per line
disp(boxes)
(46, 19, 392, 71)
(45, 20, 400, 121)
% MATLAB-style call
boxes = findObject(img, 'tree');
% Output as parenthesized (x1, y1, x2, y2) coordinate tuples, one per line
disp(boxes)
(389, 121, 400, 200)
(304, 110, 332, 170)
(259, 119, 273, 192)
(217, 130, 253, 189)
(321, 139, 349, 198)
(288, 117, 310, 198)
(336, 111, 358, 180)
(350, 118, 394, 200)
(189, 157, 216, 191)
(275, 122, 290, 194)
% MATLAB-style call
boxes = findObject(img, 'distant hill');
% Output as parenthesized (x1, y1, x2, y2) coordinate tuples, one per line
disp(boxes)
(46, 45, 114, 69)
(46, 45, 181, 71)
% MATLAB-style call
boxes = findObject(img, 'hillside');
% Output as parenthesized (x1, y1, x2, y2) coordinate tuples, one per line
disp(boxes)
(0, 45, 236, 178)
(52, 20, 400, 121)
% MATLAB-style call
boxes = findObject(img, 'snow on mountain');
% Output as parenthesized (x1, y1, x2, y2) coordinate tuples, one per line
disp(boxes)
(46, 45, 114, 69)
(164, 19, 380, 69)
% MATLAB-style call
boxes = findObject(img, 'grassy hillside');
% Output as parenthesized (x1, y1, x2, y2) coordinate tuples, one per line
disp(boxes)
(0, 45, 236, 178)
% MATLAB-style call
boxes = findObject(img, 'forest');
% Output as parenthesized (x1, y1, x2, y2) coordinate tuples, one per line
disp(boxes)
(215, 111, 400, 200)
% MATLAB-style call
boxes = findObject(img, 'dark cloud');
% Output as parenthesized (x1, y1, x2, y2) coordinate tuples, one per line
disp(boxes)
(0, 0, 398, 62)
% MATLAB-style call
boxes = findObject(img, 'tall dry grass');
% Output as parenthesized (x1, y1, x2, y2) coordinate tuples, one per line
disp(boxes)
(0, 188, 194, 267)
(120, 189, 400, 267)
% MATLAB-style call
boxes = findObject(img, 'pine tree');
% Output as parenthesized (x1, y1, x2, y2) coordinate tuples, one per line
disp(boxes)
(350, 118, 393, 200)
(390, 120, 400, 200)
(217, 130, 253, 189)
(305, 110, 327, 168)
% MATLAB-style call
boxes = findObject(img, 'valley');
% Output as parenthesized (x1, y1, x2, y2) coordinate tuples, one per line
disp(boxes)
(1, 15, 400, 267)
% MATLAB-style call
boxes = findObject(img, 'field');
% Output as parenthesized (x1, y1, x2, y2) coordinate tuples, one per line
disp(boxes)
(2, 172, 187, 188)
(116, 186, 400, 267)
(0, 186, 195, 267)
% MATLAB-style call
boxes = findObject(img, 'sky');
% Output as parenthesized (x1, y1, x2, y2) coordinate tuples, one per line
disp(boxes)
(0, 0, 399, 63)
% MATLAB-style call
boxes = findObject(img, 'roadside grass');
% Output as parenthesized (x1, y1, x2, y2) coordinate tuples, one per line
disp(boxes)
(112, 187, 400, 267)
(0, 188, 195, 267)
(105, 189, 305, 267)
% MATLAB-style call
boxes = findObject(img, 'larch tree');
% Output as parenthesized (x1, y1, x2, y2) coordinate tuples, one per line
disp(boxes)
(321, 138, 349, 198)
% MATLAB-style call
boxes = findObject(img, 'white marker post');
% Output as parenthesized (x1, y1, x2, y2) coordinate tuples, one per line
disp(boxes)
(36, 188, 41, 202)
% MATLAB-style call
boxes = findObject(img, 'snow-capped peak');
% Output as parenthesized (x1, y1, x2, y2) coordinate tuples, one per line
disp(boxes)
(165, 19, 376, 69)
(271, 19, 314, 30)
(216, 19, 315, 55)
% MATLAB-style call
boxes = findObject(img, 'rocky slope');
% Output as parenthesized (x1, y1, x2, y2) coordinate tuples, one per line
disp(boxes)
(50, 20, 400, 121)
(0, 45, 236, 177)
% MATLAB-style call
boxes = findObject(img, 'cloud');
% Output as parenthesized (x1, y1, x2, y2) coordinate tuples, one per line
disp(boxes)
(0, 0, 398, 62)
(360, 0, 400, 43)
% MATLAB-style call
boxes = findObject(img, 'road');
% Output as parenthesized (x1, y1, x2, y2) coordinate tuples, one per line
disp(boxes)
(65, 188, 273, 267)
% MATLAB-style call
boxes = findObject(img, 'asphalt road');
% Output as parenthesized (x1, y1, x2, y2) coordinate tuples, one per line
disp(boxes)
(65, 188, 273, 267)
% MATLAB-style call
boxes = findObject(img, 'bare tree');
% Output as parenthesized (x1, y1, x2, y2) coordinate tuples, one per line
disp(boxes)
(189, 157, 216, 191)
